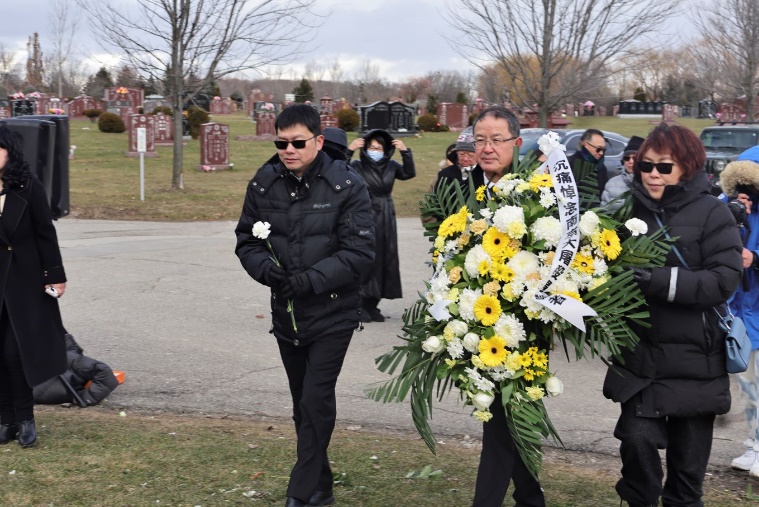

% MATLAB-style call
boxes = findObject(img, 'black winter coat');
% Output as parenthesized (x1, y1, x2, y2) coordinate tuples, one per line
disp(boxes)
(603, 171, 743, 417)
(0, 175, 67, 387)
(348, 130, 415, 300)
(235, 151, 375, 344)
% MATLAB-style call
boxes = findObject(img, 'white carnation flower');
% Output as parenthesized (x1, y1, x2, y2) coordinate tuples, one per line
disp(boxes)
(458, 288, 482, 322)
(493, 314, 526, 348)
(578, 211, 600, 237)
(462, 332, 481, 353)
(464, 244, 491, 278)
(530, 216, 563, 248)
(492, 205, 525, 234)
(625, 218, 648, 237)
(252, 221, 271, 239)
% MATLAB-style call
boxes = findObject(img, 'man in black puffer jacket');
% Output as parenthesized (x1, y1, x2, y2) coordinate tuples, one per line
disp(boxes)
(235, 104, 375, 507)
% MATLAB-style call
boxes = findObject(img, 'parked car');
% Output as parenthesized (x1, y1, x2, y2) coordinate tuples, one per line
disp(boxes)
(519, 128, 630, 179)
(699, 124, 759, 192)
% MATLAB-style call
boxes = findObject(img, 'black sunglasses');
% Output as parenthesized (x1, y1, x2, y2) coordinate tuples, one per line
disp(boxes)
(623, 155, 635, 162)
(274, 135, 316, 150)
(638, 161, 675, 174)
(585, 141, 606, 154)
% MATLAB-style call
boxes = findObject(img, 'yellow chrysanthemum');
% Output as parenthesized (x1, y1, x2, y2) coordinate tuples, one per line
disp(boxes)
(528, 173, 553, 192)
(447, 287, 460, 301)
(501, 283, 518, 302)
(506, 221, 527, 239)
(490, 263, 514, 283)
(443, 326, 455, 341)
(478, 259, 491, 276)
(474, 294, 502, 326)
(478, 335, 508, 367)
(458, 232, 472, 248)
(475, 185, 487, 201)
(526, 386, 545, 400)
(473, 410, 493, 422)
(523, 369, 535, 381)
(533, 352, 548, 370)
(518, 353, 533, 368)
(434, 235, 445, 251)
(525, 309, 541, 320)
(445, 358, 457, 368)
(469, 219, 488, 235)
(505, 352, 521, 371)
(572, 253, 594, 275)
(483, 281, 501, 296)
(503, 238, 521, 260)
(448, 266, 463, 284)
(439, 206, 469, 237)
(596, 229, 622, 260)
(471, 355, 486, 370)
(515, 182, 531, 193)
(483, 227, 510, 261)
(432, 250, 439, 263)
(534, 369, 546, 377)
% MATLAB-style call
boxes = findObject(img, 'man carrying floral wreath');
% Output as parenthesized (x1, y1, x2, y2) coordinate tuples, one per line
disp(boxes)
(235, 104, 375, 507)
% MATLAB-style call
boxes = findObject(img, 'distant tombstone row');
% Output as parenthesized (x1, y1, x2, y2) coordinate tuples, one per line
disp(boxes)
(209, 97, 237, 115)
(437, 103, 469, 130)
(248, 89, 275, 117)
(358, 101, 416, 134)
(617, 101, 666, 115)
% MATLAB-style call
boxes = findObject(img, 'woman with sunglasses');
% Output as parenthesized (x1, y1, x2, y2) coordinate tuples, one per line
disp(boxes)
(347, 129, 416, 322)
(600, 136, 644, 212)
(603, 123, 743, 507)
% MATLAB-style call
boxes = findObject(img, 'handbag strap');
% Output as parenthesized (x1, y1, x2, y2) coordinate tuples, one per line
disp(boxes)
(653, 213, 733, 329)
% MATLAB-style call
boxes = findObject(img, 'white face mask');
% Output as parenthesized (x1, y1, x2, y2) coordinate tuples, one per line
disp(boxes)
(367, 150, 383, 162)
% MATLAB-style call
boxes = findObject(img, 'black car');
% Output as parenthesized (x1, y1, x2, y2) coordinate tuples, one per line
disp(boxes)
(519, 128, 630, 179)
(700, 125, 759, 190)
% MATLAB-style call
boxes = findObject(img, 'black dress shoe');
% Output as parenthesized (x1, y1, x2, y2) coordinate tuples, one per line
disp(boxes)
(369, 308, 385, 322)
(359, 311, 372, 323)
(17, 419, 36, 448)
(308, 490, 335, 506)
(0, 424, 18, 444)
(285, 497, 308, 507)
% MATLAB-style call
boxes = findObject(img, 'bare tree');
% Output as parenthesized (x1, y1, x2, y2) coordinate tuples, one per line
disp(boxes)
(76, 0, 322, 189)
(48, 0, 79, 98)
(693, 0, 759, 119)
(0, 42, 21, 96)
(446, 0, 680, 126)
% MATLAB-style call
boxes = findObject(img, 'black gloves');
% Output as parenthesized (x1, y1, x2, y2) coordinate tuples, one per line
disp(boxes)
(263, 263, 287, 290)
(280, 273, 313, 299)
(630, 267, 652, 293)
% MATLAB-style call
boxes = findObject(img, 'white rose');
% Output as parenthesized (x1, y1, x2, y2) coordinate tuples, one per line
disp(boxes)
(462, 332, 481, 353)
(472, 391, 495, 411)
(447, 320, 468, 337)
(421, 335, 446, 355)
(252, 221, 271, 240)
(625, 218, 648, 237)
(545, 376, 564, 397)
(578, 211, 600, 236)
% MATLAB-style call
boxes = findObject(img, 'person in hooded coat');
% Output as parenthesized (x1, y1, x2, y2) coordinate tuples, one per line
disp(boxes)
(0, 126, 67, 448)
(347, 129, 416, 322)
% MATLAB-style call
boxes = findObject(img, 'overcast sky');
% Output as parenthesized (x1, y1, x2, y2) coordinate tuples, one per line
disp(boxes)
(1, 0, 697, 84)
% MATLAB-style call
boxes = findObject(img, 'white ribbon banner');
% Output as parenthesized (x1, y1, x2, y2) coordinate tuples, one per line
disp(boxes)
(534, 147, 597, 332)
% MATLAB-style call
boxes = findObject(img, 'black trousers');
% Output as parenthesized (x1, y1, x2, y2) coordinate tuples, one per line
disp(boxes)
(0, 308, 33, 424)
(614, 399, 715, 507)
(277, 329, 353, 502)
(472, 400, 545, 507)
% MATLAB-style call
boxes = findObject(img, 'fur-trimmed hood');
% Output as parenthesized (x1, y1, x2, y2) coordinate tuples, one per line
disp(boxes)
(721, 159, 759, 196)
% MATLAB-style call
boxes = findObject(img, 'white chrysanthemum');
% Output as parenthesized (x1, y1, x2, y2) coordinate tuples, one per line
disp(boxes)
(464, 244, 491, 278)
(579, 211, 600, 237)
(539, 188, 557, 209)
(493, 314, 527, 348)
(465, 367, 496, 392)
(625, 218, 648, 237)
(492, 205, 525, 234)
(458, 288, 482, 321)
(594, 257, 608, 276)
(552, 278, 580, 295)
(537, 131, 566, 155)
(538, 307, 558, 323)
(569, 269, 594, 289)
(444, 239, 459, 253)
(489, 366, 515, 381)
(531, 216, 563, 248)
(447, 337, 465, 359)
(479, 208, 493, 220)
(520, 289, 544, 314)
(462, 332, 480, 353)
(425, 272, 451, 304)
(446, 319, 468, 337)
(508, 251, 541, 281)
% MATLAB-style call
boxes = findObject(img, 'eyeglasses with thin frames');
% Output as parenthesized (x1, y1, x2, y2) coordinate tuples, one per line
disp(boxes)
(474, 136, 518, 149)
(274, 135, 317, 150)
(637, 161, 675, 174)
(584, 141, 606, 154)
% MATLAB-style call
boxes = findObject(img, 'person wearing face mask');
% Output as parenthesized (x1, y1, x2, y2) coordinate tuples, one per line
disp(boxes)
(347, 130, 416, 322)
(601, 135, 645, 213)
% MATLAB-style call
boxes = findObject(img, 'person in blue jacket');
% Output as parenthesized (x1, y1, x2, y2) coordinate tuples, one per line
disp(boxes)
(721, 146, 759, 477)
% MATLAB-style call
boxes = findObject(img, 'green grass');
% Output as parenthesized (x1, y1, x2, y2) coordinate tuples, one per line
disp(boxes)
(0, 407, 748, 506)
(66, 114, 716, 221)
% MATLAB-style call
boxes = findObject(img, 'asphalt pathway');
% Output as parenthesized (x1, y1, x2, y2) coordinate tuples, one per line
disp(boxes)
(54, 217, 747, 469)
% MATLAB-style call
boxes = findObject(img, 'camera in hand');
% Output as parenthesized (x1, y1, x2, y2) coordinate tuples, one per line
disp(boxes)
(728, 199, 748, 225)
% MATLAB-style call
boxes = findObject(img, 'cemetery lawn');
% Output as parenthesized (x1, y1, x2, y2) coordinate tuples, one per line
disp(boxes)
(0, 406, 750, 507)
(69, 115, 716, 222)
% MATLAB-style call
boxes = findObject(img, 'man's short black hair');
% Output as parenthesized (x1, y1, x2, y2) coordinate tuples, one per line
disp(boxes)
(472, 106, 520, 138)
(580, 128, 604, 142)
(275, 103, 322, 135)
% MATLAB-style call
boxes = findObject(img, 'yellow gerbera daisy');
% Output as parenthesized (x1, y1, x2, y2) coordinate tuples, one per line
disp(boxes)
(439, 206, 469, 237)
(597, 229, 622, 260)
(572, 253, 594, 275)
(528, 173, 553, 192)
(478, 335, 508, 367)
(473, 294, 502, 326)
(483, 227, 510, 261)
(490, 263, 514, 283)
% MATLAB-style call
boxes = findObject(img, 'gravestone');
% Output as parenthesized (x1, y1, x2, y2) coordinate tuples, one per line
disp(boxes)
(256, 111, 276, 137)
(248, 89, 275, 117)
(437, 103, 469, 130)
(358, 101, 416, 134)
(153, 113, 174, 146)
(11, 100, 36, 117)
(198, 123, 230, 170)
(662, 104, 678, 123)
(68, 96, 96, 117)
(104, 87, 144, 108)
(120, 106, 138, 127)
(0, 100, 10, 119)
(126, 114, 158, 158)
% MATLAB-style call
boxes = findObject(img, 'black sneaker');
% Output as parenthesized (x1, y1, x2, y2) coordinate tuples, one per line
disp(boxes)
(369, 308, 385, 322)
(360, 311, 372, 323)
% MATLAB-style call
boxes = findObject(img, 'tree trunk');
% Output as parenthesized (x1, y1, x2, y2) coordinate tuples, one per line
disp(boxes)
(172, 91, 184, 190)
